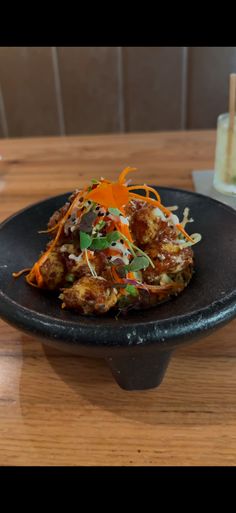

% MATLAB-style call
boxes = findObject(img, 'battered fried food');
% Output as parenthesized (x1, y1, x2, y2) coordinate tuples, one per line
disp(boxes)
(13, 168, 201, 315)
(60, 276, 118, 314)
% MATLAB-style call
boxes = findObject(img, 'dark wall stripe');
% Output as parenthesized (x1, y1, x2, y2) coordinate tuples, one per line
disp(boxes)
(187, 47, 236, 129)
(0, 47, 60, 137)
(123, 47, 185, 132)
(57, 47, 121, 135)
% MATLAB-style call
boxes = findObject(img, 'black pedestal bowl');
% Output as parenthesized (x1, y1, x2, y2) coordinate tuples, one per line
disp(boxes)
(1, 187, 236, 390)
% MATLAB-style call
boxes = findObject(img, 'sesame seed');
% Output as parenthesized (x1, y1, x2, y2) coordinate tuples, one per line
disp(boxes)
(95, 206, 100, 211)
(88, 200, 91, 204)
(120, 239, 124, 244)
(111, 242, 116, 247)
(98, 212, 104, 217)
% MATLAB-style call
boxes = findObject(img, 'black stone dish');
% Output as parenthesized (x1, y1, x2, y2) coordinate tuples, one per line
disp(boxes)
(1, 187, 236, 390)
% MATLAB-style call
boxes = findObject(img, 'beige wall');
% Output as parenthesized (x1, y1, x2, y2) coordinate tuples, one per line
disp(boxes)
(0, 47, 236, 138)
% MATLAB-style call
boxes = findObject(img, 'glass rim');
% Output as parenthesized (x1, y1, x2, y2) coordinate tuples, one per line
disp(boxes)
(217, 113, 236, 129)
(217, 112, 236, 121)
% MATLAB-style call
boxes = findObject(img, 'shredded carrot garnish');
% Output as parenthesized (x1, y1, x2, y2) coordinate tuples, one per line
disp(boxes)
(25, 273, 41, 288)
(129, 192, 171, 217)
(12, 268, 32, 278)
(87, 182, 129, 210)
(127, 272, 136, 281)
(38, 224, 59, 234)
(28, 189, 86, 286)
(115, 221, 133, 243)
(176, 224, 194, 243)
(34, 262, 44, 287)
(118, 167, 137, 185)
(111, 266, 123, 283)
(128, 184, 161, 203)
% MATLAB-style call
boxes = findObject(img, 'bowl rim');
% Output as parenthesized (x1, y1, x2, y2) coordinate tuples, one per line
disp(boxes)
(1, 186, 236, 348)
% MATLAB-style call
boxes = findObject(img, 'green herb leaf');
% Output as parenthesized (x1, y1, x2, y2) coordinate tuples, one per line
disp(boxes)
(80, 231, 92, 250)
(106, 231, 120, 243)
(125, 256, 150, 272)
(90, 237, 110, 250)
(65, 273, 75, 283)
(108, 207, 122, 216)
(91, 179, 99, 184)
(126, 284, 138, 296)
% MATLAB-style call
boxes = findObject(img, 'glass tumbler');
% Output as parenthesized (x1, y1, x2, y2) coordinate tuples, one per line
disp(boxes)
(213, 113, 236, 195)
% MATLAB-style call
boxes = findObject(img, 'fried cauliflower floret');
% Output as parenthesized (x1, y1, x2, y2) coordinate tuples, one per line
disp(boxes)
(47, 190, 82, 232)
(143, 243, 193, 284)
(65, 251, 106, 279)
(47, 202, 70, 231)
(40, 251, 65, 290)
(61, 276, 118, 315)
(129, 205, 161, 245)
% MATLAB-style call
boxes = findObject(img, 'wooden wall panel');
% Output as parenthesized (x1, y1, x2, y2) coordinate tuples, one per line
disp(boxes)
(187, 47, 236, 129)
(1, 47, 236, 137)
(0, 47, 60, 137)
(123, 47, 185, 131)
(57, 47, 122, 135)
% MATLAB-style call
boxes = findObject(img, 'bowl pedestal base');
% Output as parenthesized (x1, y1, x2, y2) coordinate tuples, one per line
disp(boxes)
(106, 350, 172, 390)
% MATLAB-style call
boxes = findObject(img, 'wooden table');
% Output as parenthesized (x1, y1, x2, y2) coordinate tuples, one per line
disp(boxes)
(1, 130, 236, 466)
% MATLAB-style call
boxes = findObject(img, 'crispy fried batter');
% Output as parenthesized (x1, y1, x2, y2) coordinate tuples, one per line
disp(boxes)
(40, 251, 65, 290)
(138, 263, 194, 307)
(47, 203, 70, 231)
(129, 204, 161, 245)
(47, 190, 82, 232)
(61, 276, 118, 314)
(143, 242, 193, 284)
(66, 252, 106, 279)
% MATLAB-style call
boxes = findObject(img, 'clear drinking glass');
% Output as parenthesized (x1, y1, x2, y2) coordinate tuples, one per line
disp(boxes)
(213, 113, 236, 195)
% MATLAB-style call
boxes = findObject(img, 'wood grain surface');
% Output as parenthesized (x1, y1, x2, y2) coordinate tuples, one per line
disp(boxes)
(1, 130, 236, 466)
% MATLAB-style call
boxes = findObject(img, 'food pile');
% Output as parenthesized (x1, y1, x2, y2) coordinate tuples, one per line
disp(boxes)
(13, 168, 201, 315)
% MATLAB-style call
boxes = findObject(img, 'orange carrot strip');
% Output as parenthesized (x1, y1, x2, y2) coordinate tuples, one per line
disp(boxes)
(34, 263, 44, 287)
(87, 182, 129, 210)
(27, 189, 85, 287)
(111, 266, 123, 283)
(128, 184, 161, 203)
(129, 192, 171, 217)
(25, 273, 41, 288)
(115, 221, 133, 243)
(38, 225, 59, 234)
(12, 268, 32, 278)
(118, 167, 137, 185)
(127, 272, 136, 280)
(176, 224, 194, 243)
